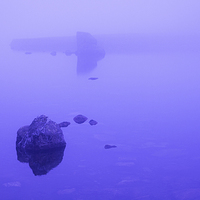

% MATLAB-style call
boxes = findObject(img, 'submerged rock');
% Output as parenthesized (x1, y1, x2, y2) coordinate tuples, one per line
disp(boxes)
(73, 114, 88, 124)
(89, 119, 98, 126)
(104, 145, 117, 149)
(16, 115, 66, 151)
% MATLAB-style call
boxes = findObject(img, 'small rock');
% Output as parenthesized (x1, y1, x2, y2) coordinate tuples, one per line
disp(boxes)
(104, 145, 117, 149)
(88, 77, 98, 80)
(89, 119, 98, 126)
(73, 115, 88, 124)
(58, 121, 70, 128)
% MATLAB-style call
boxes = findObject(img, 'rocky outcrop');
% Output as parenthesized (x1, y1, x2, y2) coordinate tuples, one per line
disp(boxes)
(16, 115, 66, 151)
(76, 32, 105, 74)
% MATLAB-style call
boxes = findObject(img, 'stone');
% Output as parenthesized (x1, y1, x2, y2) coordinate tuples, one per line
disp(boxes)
(76, 32, 105, 74)
(73, 114, 88, 124)
(89, 119, 98, 126)
(104, 145, 117, 149)
(16, 115, 66, 151)
(88, 77, 98, 80)
(58, 121, 70, 128)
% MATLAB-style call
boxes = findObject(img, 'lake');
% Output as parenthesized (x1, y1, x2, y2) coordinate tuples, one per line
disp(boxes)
(1, 41, 200, 199)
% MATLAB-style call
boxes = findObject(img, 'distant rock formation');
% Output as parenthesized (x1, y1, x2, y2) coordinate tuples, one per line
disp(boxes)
(76, 32, 105, 74)
(16, 115, 66, 151)
(10, 31, 106, 75)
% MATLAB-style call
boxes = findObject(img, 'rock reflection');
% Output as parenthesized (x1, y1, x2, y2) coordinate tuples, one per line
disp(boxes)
(16, 146, 65, 176)
(76, 32, 105, 74)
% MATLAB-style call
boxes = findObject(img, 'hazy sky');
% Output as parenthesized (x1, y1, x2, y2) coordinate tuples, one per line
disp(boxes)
(1, 0, 200, 43)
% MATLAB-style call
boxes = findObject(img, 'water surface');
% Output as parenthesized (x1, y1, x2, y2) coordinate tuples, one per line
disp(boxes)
(1, 42, 200, 199)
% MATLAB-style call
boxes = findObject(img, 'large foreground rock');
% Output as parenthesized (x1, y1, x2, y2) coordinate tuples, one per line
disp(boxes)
(16, 115, 66, 151)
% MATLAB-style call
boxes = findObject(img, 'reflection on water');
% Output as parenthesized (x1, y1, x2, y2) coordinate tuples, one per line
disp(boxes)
(1, 32, 200, 199)
(16, 147, 65, 176)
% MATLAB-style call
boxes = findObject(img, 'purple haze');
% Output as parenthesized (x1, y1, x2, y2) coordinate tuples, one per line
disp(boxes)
(0, 1, 200, 199)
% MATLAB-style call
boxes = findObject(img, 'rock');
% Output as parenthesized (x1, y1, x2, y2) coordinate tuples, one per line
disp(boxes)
(73, 114, 88, 124)
(76, 32, 105, 74)
(89, 119, 98, 126)
(104, 145, 117, 149)
(16, 115, 66, 151)
(88, 77, 98, 80)
(58, 121, 70, 128)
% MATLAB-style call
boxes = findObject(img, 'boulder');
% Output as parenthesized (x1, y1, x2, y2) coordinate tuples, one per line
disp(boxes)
(16, 115, 66, 151)
(73, 114, 88, 124)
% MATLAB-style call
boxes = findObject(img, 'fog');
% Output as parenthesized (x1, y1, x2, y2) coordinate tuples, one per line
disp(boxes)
(1, 1, 200, 199)
(1, 0, 200, 40)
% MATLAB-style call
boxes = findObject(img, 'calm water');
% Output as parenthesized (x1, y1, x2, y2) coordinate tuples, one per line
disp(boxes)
(1, 44, 200, 199)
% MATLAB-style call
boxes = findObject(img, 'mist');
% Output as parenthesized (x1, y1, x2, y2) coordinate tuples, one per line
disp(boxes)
(1, 1, 200, 199)
(1, 1, 200, 39)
